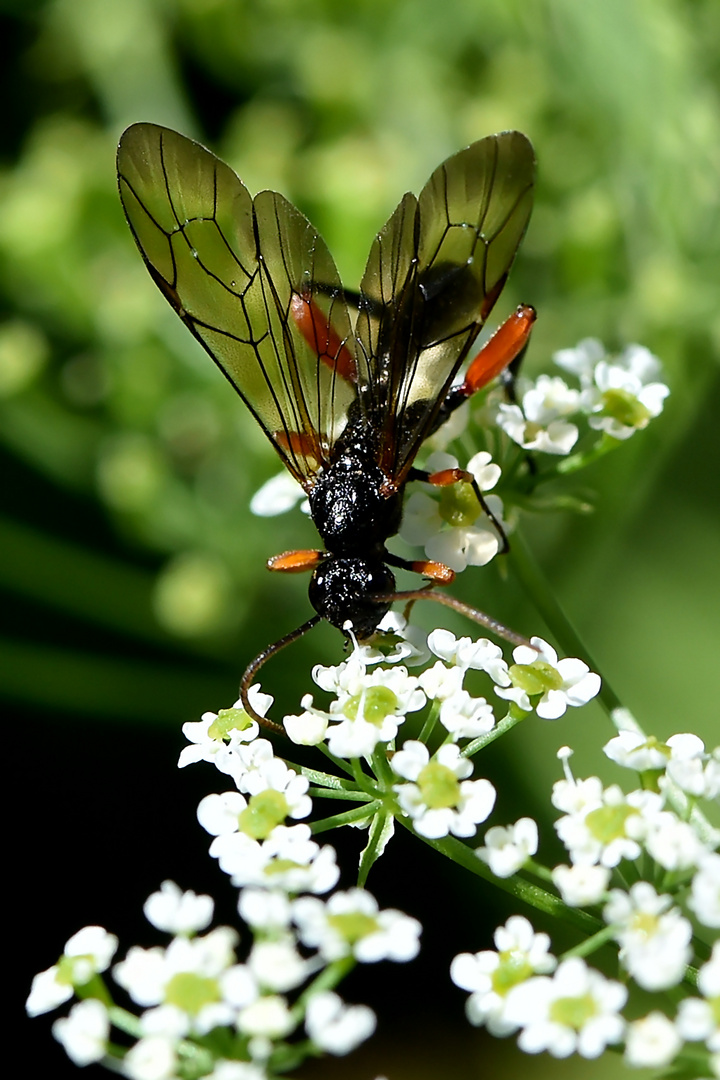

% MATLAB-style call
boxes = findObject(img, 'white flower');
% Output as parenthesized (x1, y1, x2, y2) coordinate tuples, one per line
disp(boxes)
(237, 995, 295, 1038)
(553, 337, 606, 381)
(477, 818, 538, 878)
(676, 942, 720, 1051)
(439, 689, 496, 739)
(318, 660, 425, 758)
(356, 610, 430, 666)
(417, 660, 466, 702)
(644, 810, 713, 871)
(305, 991, 376, 1055)
(238, 889, 292, 932)
(399, 450, 504, 572)
(292, 889, 421, 963)
(551, 864, 611, 907)
(284, 695, 329, 746)
(558, 341, 669, 440)
(503, 957, 626, 1058)
(250, 470, 307, 516)
(52, 999, 109, 1066)
(554, 780, 663, 867)
(495, 637, 600, 719)
(211, 824, 339, 895)
(603, 882, 692, 990)
(603, 730, 670, 772)
(624, 1011, 682, 1068)
(247, 939, 309, 993)
(496, 375, 580, 454)
(26, 926, 119, 1016)
(689, 852, 720, 928)
(178, 692, 265, 769)
(123, 1035, 177, 1080)
(206, 1062, 267, 1080)
(450, 915, 556, 1036)
(391, 740, 496, 839)
(143, 881, 213, 936)
(427, 628, 510, 685)
(665, 735, 720, 799)
(113, 927, 241, 1035)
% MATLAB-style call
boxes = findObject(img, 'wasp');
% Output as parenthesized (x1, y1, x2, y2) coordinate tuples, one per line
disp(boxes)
(117, 124, 536, 730)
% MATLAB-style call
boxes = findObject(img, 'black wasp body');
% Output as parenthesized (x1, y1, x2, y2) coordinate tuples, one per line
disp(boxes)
(307, 414, 403, 637)
(117, 123, 536, 665)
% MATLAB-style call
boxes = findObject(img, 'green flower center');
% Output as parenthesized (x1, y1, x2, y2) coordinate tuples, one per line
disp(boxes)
(584, 802, 635, 844)
(238, 789, 289, 839)
(601, 388, 651, 428)
(344, 686, 399, 725)
(491, 950, 534, 996)
(417, 761, 460, 809)
(439, 482, 480, 527)
(630, 912, 660, 939)
(549, 992, 597, 1030)
(164, 972, 220, 1016)
(265, 858, 304, 877)
(328, 911, 379, 943)
(522, 420, 543, 443)
(509, 660, 563, 695)
(57, 954, 92, 987)
(209, 706, 254, 741)
(710, 995, 720, 1026)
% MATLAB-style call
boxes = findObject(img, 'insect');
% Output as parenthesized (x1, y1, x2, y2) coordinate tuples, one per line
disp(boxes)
(117, 124, 536, 730)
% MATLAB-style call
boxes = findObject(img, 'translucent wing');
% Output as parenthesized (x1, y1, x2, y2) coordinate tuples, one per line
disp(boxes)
(117, 123, 358, 487)
(355, 131, 535, 482)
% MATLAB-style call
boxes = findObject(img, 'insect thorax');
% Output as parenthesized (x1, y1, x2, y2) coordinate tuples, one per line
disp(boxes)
(308, 430, 404, 557)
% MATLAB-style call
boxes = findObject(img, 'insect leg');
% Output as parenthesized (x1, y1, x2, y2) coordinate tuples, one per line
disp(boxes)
(407, 465, 510, 554)
(240, 615, 322, 730)
(375, 589, 532, 648)
(384, 550, 455, 584)
(267, 550, 324, 572)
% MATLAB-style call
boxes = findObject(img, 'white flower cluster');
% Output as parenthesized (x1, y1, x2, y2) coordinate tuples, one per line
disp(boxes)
(279, 627, 599, 847)
(492, 338, 669, 454)
(28, 880, 421, 1078)
(453, 731, 720, 1074)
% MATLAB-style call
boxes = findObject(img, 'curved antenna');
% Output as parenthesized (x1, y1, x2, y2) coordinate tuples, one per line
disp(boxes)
(377, 590, 532, 648)
(240, 615, 322, 732)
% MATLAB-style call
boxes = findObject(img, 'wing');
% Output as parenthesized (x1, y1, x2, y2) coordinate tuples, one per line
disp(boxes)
(354, 131, 535, 483)
(117, 123, 358, 487)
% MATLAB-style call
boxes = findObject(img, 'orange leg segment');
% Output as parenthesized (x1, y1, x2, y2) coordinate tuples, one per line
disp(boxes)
(267, 549, 324, 573)
(460, 303, 536, 396)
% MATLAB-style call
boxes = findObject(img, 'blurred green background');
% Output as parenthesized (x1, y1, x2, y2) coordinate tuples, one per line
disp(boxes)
(6, 0, 718, 1077)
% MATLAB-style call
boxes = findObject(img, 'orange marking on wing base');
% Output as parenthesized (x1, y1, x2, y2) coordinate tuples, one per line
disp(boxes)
(461, 303, 536, 395)
(290, 292, 357, 382)
(267, 550, 324, 573)
(273, 429, 323, 465)
(410, 560, 456, 585)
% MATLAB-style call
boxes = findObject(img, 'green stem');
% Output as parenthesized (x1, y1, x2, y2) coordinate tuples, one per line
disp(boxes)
(290, 957, 355, 1024)
(358, 807, 395, 887)
(308, 786, 372, 802)
(399, 819, 600, 935)
(462, 709, 527, 757)
(418, 698, 441, 745)
(560, 924, 617, 960)
(524, 857, 555, 884)
(311, 801, 382, 834)
(556, 433, 622, 475)
(296, 764, 358, 790)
